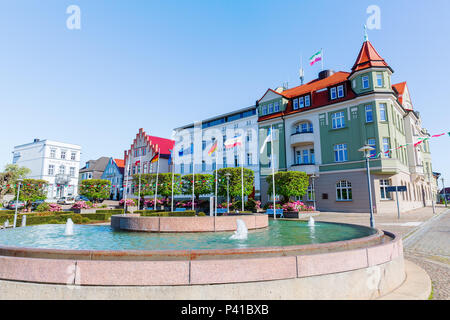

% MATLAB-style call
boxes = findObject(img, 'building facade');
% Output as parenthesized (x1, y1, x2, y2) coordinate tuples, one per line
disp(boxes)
(101, 158, 125, 200)
(12, 139, 81, 199)
(172, 106, 260, 198)
(123, 128, 175, 198)
(79, 157, 110, 182)
(257, 39, 435, 213)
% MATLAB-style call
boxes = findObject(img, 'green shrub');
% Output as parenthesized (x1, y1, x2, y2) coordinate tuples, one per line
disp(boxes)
(198, 212, 206, 216)
(71, 214, 83, 224)
(96, 209, 124, 214)
(80, 213, 112, 221)
(48, 219, 60, 224)
(81, 217, 90, 223)
(35, 203, 50, 212)
(0, 210, 15, 216)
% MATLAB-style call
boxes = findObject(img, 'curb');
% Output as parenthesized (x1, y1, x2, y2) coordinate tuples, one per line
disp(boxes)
(377, 260, 431, 300)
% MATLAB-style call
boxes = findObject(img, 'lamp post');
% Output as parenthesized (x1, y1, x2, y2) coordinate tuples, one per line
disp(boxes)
(442, 177, 448, 208)
(311, 173, 317, 211)
(225, 172, 231, 213)
(428, 172, 436, 214)
(358, 145, 375, 228)
(13, 179, 23, 228)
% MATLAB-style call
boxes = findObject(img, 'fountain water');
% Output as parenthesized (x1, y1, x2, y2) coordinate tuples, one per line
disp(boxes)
(308, 216, 315, 227)
(21, 215, 27, 227)
(4, 220, 9, 228)
(64, 218, 74, 236)
(229, 219, 248, 240)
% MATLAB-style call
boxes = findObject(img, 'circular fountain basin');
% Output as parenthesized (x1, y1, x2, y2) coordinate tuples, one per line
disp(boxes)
(0, 219, 405, 300)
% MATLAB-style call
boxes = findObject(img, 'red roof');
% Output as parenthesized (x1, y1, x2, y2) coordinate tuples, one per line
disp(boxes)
(351, 41, 390, 73)
(392, 82, 406, 104)
(114, 159, 125, 168)
(146, 135, 175, 156)
(258, 72, 356, 121)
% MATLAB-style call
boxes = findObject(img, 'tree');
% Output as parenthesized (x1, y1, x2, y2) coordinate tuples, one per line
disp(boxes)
(0, 164, 31, 199)
(16, 179, 48, 209)
(132, 173, 182, 200)
(181, 174, 214, 201)
(79, 179, 111, 202)
(214, 168, 254, 201)
(266, 171, 309, 203)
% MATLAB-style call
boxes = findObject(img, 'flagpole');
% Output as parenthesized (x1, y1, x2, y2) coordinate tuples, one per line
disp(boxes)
(241, 145, 244, 212)
(138, 155, 142, 211)
(154, 148, 160, 211)
(171, 152, 174, 212)
(321, 48, 324, 71)
(192, 149, 195, 211)
(123, 157, 129, 215)
(271, 125, 276, 220)
(215, 151, 218, 216)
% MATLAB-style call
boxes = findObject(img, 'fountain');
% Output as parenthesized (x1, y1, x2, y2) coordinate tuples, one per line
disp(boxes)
(21, 215, 27, 227)
(308, 216, 315, 227)
(64, 218, 74, 236)
(229, 219, 248, 240)
(4, 220, 9, 228)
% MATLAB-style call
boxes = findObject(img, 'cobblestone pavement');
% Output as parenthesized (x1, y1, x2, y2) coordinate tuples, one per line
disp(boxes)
(314, 205, 450, 300)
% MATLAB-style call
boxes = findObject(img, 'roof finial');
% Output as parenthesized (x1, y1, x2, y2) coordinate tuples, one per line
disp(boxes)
(364, 24, 369, 42)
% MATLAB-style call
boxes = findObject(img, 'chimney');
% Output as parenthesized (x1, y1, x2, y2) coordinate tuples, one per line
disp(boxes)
(33, 138, 40, 143)
(318, 69, 335, 80)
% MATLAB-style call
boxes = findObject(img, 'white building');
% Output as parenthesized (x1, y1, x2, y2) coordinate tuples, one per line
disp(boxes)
(172, 106, 260, 197)
(12, 139, 82, 200)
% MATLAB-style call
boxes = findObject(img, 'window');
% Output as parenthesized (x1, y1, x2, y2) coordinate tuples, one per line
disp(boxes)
(365, 105, 373, 123)
(336, 180, 352, 201)
(376, 73, 383, 87)
(202, 141, 206, 150)
(332, 111, 345, 129)
(234, 155, 239, 167)
(307, 185, 315, 201)
(189, 163, 193, 173)
(70, 167, 75, 177)
(48, 165, 54, 176)
(302, 150, 309, 164)
(368, 138, 377, 157)
(262, 105, 267, 115)
(180, 164, 184, 174)
(380, 179, 392, 200)
(293, 98, 299, 110)
(212, 161, 216, 171)
(268, 103, 274, 113)
(379, 103, 387, 121)
(299, 97, 304, 108)
(310, 149, 315, 163)
(337, 85, 344, 98)
(223, 156, 227, 168)
(362, 76, 369, 89)
(59, 165, 65, 175)
(305, 95, 311, 107)
(202, 161, 206, 171)
(383, 138, 391, 158)
(274, 101, 280, 112)
(50, 149, 56, 158)
(334, 144, 348, 162)
(330, 87, 337, 100)
(247, 153, 252, 165)
(61, 151, 66, 159)
(247, 130, 252, 142)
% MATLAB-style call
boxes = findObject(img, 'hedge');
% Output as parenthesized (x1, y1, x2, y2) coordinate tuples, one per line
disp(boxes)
(95, 209, 124, 215)
(0, 210, 16, 216)
(0, 212, 113, 226)
(139, 210, 197, 217)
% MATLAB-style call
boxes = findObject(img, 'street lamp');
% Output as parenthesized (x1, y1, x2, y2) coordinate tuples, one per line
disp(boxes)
(428, 172, 436, 214)
(311, 173, 317, 211)
(358, 145, 375, 228)
(13, 179, 23, 228)
(225, 172, 231, 213)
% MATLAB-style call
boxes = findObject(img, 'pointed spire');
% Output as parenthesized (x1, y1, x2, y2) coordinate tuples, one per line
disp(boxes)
(351, 40, 392, 73)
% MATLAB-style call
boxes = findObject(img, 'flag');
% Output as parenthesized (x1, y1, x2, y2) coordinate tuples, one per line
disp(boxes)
(260, 127, 272, 154)
(134, 160, 140, 166)
(208, 141, 218, 156)
(150, 152, 159, 163)
(309, 50, 322, 66)
(224, 136, 242, 149)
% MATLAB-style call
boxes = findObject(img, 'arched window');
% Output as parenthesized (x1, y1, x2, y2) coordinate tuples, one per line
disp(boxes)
(336, 180, 352, 201)
(294, 121, 313, 134)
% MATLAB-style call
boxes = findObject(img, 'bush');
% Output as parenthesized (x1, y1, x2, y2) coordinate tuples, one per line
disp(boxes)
(81, 217, 90, 223)
(198, 212, 206, 216)
(35, 203, 50, 212)
(96, 209, 124, 215)
(71, 214, 83, 224)
(48, 219, 60, 224)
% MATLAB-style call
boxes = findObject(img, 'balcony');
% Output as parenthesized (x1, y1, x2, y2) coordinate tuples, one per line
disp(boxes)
(290, 163, 317, 175)
(290, 131, 315, 146)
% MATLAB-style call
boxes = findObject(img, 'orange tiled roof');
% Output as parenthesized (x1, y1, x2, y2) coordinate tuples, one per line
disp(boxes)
(280, 72, 350, 98)
(351, 41, 390, 73)
(114, 159, 125, 168)
(392, 82, 406, 104)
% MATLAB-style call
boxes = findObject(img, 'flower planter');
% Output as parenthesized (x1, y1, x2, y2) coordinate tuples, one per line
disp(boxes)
(283, 211, 319, 219)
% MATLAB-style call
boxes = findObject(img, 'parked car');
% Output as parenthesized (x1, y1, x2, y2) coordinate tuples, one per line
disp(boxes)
(57, 197, 75, 205)
(7, 200, 26, 210)
(31, 200, 46, 210)
(75, 195, 90, 202)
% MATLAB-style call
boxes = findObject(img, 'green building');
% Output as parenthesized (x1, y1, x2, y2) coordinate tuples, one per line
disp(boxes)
(257, 39, 436, 213)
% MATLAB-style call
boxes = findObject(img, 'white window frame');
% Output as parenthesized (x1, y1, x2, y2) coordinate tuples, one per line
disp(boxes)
(304, 95, 311, 107)
(362, 75, 370, 89)
(376, 73, 383, 87)
(268, 103, 274, 113)
(368, 138, 377, 157)
(330, 87, 337, 100)
(48, 165, 54, 176)
(379, 103, 387, 121)
(337, 85, 344, 98)
(334, 144, 348, 162)
(293, 98, 299, 110)
(380, 179, 392, 200)
(331, 111, 345, 129)
(383, 138, 391, 158)
(336, 180, 352, 201)
(274, 101, 280, 112)
(299, 97, 304, 108)
(365, 105, 373, 123)
(50, 149, 56, 159)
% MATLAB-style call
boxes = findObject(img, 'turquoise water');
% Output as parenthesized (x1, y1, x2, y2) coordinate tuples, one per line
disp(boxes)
(0, 220, 376, 251)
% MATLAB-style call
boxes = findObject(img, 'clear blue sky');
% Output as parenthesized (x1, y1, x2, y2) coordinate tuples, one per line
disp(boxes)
(0, 0, 449, 185)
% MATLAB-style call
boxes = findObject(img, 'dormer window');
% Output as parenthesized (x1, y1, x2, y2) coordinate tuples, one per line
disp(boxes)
(262, 105, 267, 115)
(299, 97, 304, 108)
(337, 85, 344, 98)
(293, 98, 299, 110)
(330, 87, 337, 100)
(268, 103, 274, 113)
(362, 75, 370, 89)
(274, 101, 280, 112)
(305, 95, 311, 107)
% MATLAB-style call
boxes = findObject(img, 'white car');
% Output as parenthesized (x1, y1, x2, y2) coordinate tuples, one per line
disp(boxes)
(57, 197, 75, 205)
